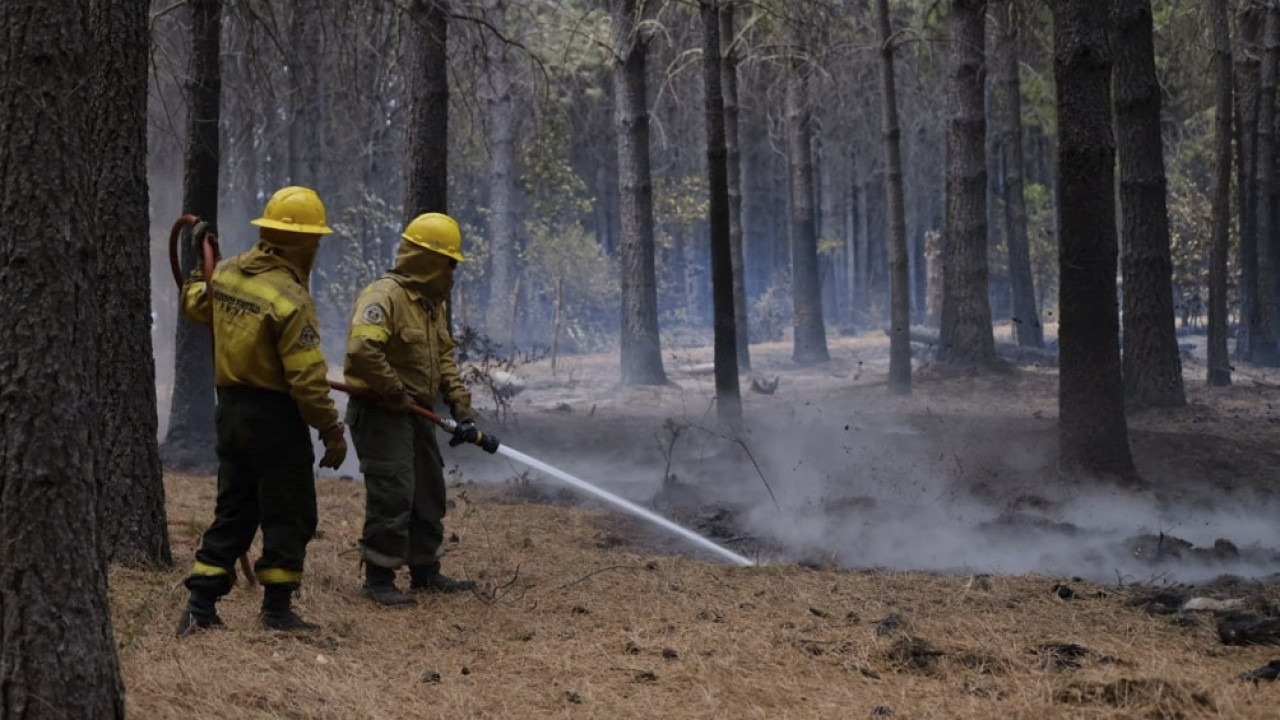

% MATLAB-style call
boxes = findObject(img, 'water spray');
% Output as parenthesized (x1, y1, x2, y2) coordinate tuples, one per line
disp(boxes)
(326, 381, 754, 567)
(491, 442, 756, 567)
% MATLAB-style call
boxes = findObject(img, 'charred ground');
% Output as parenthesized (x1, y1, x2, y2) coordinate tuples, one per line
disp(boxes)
(118, 333, 1280, 718)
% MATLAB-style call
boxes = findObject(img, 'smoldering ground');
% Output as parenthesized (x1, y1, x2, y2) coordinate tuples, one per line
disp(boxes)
(446, 352, 1280, 586)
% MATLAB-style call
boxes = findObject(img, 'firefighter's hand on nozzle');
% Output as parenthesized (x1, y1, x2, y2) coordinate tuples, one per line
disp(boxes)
(449, 421, 480, 448)
(319, 422, 348, 469)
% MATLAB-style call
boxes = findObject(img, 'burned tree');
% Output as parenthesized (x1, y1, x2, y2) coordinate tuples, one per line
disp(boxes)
(1052, 0, 1139, 481)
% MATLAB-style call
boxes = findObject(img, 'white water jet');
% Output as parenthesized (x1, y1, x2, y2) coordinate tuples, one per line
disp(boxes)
(496, 444, 755, 567)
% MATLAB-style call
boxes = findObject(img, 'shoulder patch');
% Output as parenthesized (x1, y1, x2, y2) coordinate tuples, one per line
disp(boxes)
(299, 324, 319, 348)
(362, 304, 387, 325)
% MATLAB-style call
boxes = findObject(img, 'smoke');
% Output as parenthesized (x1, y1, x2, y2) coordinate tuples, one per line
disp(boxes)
(456, 380, 1280, 586)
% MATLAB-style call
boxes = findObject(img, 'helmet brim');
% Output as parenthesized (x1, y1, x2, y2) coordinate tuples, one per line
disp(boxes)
(251, 217, 334, 235)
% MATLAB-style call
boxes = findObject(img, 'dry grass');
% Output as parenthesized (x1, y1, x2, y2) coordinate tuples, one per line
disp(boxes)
(115, 474, 1280, 720)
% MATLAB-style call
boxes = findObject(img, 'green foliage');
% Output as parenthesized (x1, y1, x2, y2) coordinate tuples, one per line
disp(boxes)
(1164, 106, 1215, 294)
(318, 190, 401, 323)
(1023, 182, 1059, 313)
(751, 271, 792, 343)
(524, 220, 618, 353)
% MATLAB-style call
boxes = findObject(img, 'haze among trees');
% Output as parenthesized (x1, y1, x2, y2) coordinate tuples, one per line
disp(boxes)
(3, 0, 1279, 715)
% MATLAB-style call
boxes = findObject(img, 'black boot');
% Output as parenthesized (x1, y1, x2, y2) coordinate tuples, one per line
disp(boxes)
(176, 591, 225, 637)
(259, 584, 319, 632)
(409, 563, 476, 594)
(362, 563, 416, 606)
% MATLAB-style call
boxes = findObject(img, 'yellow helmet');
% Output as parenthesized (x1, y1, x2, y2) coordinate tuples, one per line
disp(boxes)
(402, 212, 464, 262)
(250, 186, 334, 235)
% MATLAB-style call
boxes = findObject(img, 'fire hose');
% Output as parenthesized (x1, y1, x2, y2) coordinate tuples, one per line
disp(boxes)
(167, 215, 757, 566)
(167, 215, 503, 580)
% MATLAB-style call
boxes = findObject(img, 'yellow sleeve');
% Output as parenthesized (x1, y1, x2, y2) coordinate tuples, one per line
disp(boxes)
(345, 293, 403, 399)
(180, 269, 212, 325)
(436, 305, 475, 423)
(276, 298, 339, 430)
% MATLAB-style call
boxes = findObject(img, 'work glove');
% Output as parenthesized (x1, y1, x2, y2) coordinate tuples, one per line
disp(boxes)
(449, 421, 500, 454)
(319, 422, 348, 469)
(382, 388, 413, 415)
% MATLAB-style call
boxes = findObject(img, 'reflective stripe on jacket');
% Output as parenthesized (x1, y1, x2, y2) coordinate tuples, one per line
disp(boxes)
(181, 247, 339, 431)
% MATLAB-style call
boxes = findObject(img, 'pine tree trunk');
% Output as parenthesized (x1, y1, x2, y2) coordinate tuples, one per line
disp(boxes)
(1115, 0, 1186, 406)
(1, 2, 126, 714)
(1053, 0, 1139, 481)
(721, 2, 751, 371)
(482, 0, 519, 342)
(786, 27, 830, 365)
(614, 0, 667, 384)
(404, 0, 449, 217)
(1208, 0, 1234, 387)
(163, 0, 222, 472)
(878, 0, 911, 393)
(703, 0, 743, 426)
(91, 0, 171, 566)
(1254, 4, 1280, 365)
(1236, 2, 1263, 362)
(993, 0, 1044, 349)
(938, 0, 1000, 369)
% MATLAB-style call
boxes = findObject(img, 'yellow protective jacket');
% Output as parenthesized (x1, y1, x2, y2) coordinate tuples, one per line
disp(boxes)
(342, 243, 474, 422)
(181, 242, 340, 431)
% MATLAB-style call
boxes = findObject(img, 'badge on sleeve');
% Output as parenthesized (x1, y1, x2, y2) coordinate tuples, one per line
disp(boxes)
(362, 304, 387, 325)
(299, 325, 320, 348)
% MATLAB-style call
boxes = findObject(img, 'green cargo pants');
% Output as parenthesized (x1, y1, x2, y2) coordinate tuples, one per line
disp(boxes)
(185, 386, 318, 598)
(347, 397, 447, 570)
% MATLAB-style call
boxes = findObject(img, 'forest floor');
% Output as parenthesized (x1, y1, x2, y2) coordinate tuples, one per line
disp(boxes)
(116, 327, 1280, 718)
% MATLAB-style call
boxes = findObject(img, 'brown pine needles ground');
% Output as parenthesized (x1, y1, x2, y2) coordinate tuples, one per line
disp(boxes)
(118, 332, 1280, 719)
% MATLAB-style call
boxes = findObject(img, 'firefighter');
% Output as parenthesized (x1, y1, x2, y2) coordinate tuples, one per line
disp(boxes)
(343, 212, 496, 606)
(176, 186, 348, 635)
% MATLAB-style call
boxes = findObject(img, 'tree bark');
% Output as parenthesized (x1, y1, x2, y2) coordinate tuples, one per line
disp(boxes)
(786, 26, 831, 364)
(721, 2, 751, 371)
(703, 0, 744, 426)
(163, 0, 222, 472)
(878, 0, 911, 393)
(1208, 0, 1234, 387)
(404, 0, 449, 218)
(1114, 0, 1186, 406)
(1053, 0, 1139, 481)
(938, 0, 1000, 369)
(1, 1, 126, 715)
(90, 0, 171, 565)
(614, 0, 667, 384)
(992, 0, 1044, 349)
(1255, 3, 1280, 366)
(481, 0, 520, 342)
(1236, 2, 1263, 362)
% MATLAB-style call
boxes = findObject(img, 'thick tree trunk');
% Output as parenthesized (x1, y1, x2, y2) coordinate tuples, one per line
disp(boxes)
(1115, 0, 1186, 406)
(878, 0, 911, 393)
(90, 0, 171, 565)
(938, 0, 1000, 369)
(703, 0, 743, 426)
(1254, 4, 1280, 366)
(1, 2, 126, 715)
(1053, 0, 1139, 481)
(786, 28, 830, 364)
(163, 0, 222, 472)
(993, 0, 1044, 349)
(482, 0, 519, 342)
(721, 2, 751, 371)
(404, 0, 449, 218)
(1236, 3, 1263, 362)
(614, 0, 667, 384)
(1208, 0, 1234, 387)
